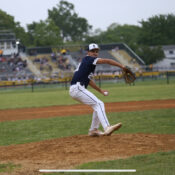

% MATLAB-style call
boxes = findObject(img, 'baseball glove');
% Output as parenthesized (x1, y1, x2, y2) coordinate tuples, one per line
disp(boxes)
(122, 66, 136, 84)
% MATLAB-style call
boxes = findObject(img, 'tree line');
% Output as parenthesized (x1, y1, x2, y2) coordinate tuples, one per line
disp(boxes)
(1, 0, 175, 64)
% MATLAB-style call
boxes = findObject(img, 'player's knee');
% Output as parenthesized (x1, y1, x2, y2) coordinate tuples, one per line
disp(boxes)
(93, 100, 104, 111)
(97, 100, 104, 108)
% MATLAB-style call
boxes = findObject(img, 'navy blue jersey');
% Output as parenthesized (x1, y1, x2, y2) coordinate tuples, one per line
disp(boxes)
(71, 56, 99, 88)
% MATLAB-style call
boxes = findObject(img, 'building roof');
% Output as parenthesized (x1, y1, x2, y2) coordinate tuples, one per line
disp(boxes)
(162, 45, 175, 50)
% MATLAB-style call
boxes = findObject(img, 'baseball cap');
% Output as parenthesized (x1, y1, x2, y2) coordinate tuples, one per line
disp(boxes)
(88, 43, 99, 51)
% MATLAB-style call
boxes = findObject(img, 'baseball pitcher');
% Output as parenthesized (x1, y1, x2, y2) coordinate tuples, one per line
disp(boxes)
(69, 43, 134, 136)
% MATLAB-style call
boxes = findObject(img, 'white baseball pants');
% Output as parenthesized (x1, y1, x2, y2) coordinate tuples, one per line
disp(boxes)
(69, 82, 110, 131)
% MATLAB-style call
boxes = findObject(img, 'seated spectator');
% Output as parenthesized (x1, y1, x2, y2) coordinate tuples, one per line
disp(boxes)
(51, 52, 57, 62)
(0, 49, 3, 56)
(0, 57, 6, 62)
(61, 48, 67, 55)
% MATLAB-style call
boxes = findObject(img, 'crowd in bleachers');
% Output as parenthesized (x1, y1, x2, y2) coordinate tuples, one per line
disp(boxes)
(0, 53, 27, 73)
(32, 56, 52, 72)
(52, 48, 72, 70)
(57, 55, 71, 70)
(31, 49, 73, 73)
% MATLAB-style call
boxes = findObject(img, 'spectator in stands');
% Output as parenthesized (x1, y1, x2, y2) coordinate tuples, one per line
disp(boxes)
(0, 65, 5, 72)
(114, 46, 119, 51)
(51, 52, 57, 62)
(61, 48, 67, 55)
(57, 51, 61, 57)
(80, 47, 84, 54)
(149, 64, 153, 71)
(40, 64, 44, 71)
(0, 57, 6, 62)
(48, 64, 53, 72)
(0, 49, 3, 57)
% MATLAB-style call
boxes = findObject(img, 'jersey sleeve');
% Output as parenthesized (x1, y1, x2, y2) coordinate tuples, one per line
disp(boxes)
(93, 58, 100, 65)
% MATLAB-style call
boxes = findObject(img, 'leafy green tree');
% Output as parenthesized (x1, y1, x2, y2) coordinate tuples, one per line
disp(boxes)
(0, 9, 28, 45)
(85, 23, 140, 46)
(138, 14, 175, 45)
(27, 19, 62, 46)
(135, 45, 165, 65)
(0, 9, 16, 30)
(106, 24, 140, 45)
(85, 21, 165, 65)
(48, 0, 92, 42)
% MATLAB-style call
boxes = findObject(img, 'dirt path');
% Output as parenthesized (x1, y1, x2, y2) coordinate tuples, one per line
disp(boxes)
(0, 99, 175, 122)
(0, 99, 175, 175)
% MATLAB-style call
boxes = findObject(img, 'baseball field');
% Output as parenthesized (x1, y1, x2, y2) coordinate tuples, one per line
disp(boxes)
(0, 80, 175, 175)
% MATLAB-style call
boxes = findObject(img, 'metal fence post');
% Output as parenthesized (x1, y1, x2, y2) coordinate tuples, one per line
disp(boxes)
(99, 74, 101, 88)
(31, 80, 34, 92)
(166, 71, 169, 84)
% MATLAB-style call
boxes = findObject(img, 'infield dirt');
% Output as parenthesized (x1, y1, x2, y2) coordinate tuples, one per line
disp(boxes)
(0, 99, 175, 175)
(0, 99, 175, 122)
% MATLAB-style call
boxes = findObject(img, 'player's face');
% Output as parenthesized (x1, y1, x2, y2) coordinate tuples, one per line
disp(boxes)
(88, 49, 99, 57)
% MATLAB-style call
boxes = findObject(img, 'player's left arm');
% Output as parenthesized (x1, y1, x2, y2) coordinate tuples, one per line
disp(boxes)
(89, 79, 108, 96)
(97, 58, 125, 70)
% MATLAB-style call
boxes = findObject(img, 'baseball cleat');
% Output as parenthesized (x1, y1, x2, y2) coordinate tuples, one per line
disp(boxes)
(104, 123, 122, 136)
(88, 129, 105, 137)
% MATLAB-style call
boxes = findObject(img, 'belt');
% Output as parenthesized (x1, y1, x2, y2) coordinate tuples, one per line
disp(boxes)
(71, 82, 84, 86)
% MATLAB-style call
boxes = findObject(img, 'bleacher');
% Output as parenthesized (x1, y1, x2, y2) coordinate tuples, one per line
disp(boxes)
(0, 30, 34, 84)
(28, 54, 56, 76)
(0, 54, 33, 81)
(96, 50, 120, 72)
(26, 53, 76, 79)
(70, 48, 121, 72)
(26, 43, 145, 72)
(109, 49, 142, 71)
(70, 51, 86, 62)
(1, 43, 145, 82)
(70, 46, 142, 72)
(17, 43, 146, 80)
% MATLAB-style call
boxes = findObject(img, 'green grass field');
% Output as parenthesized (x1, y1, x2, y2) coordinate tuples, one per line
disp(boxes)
(74, 151, 175, 175)
(0, 109, 175, 146)
(0, 81, 175, 174)
(0, 82, 175, 109)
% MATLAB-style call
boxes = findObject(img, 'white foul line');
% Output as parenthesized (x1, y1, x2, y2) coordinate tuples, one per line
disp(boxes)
(39, 169, 136, 173)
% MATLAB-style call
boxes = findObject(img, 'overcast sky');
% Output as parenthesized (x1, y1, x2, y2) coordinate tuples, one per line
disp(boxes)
(1, 0, 175, 31)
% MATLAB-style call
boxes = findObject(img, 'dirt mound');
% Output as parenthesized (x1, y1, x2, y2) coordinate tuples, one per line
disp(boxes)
(0, 99, 175, 122)
(0, 133, 175, 175)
